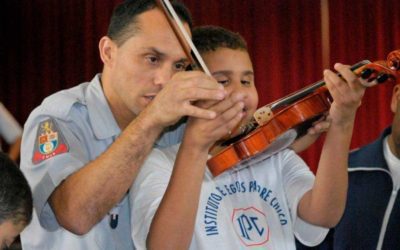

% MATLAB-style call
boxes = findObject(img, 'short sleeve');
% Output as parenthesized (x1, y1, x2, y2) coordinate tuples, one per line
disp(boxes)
(281, 150, 329, 246)
(20, 115, 89, 231)
(129, 145, 178, 249)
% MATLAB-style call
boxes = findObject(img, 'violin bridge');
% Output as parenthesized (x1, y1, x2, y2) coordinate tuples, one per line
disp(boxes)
(253, 105, 273, 125)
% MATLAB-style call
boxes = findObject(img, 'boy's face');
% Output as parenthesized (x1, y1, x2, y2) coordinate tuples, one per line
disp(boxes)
(202, 48, 259, 136)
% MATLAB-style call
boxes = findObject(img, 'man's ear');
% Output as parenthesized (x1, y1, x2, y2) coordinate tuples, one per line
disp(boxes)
(390, 84, 400, 113)
(99, 36, 117, 68)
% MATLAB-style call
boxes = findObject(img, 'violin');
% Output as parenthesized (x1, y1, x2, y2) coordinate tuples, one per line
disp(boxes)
(156, 0, 400, 177)
(207, 49, 400, 176)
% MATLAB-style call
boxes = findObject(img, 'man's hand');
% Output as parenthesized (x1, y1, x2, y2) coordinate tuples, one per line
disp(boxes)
(145, 71, 227, 128)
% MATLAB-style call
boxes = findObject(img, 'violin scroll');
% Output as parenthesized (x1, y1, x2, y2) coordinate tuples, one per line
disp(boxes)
(356, 60, 398, 87)
(387, 49, 400, 72)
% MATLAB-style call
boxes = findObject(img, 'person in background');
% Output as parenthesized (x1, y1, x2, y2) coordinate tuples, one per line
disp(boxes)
(19, 1, 230, 249)
(296, 82, 400, 250)
(0, 102, 22, 162)
(0, 152, 32, 250)
(129, 25, 366, 249)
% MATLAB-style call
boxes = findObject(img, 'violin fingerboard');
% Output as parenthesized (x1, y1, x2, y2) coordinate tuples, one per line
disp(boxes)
(254, 106, 273, 125)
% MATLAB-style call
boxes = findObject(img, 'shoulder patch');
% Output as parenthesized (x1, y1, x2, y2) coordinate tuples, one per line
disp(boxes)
(32, 118, 69, 164)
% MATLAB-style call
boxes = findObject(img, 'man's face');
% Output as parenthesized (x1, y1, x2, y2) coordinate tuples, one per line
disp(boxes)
(202, 48, 259, 136)
(103, 8, 191, 122)
(0, 220, 25, 249)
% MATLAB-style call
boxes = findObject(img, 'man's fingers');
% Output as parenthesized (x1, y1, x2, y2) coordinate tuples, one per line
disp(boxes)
(182, 88, 226, 103)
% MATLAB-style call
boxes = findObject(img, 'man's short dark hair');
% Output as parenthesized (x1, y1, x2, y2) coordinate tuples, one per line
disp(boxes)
(0, 152, 33, 225)
(192, 25, 248, 54)
(107, 0, 193, 46)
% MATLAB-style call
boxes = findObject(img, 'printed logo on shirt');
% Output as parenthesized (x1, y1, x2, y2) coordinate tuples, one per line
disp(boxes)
(232, 207, 270, 247)
(32, 118, 69, 164)
(203, 179, 288, 240)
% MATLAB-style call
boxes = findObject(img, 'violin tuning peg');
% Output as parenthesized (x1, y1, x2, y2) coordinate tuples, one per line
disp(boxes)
(390, 60, 400, 71)
(376, 73, 389, 84)
(360, 68, 374, 79)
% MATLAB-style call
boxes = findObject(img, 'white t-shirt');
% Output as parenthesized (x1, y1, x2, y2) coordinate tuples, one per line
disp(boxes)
(130, 144, 328, 250)
(384, 136, 400, 189)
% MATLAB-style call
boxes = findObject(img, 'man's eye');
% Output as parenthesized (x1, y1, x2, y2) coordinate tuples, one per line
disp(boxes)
(146, 55, 159, 64)
(174, 62, 187, 71)
(241, 80, 251, 85)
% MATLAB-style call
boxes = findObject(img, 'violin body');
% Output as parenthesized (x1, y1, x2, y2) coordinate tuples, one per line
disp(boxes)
(208, 50, 400, 177)
(208, 87, 331, 176)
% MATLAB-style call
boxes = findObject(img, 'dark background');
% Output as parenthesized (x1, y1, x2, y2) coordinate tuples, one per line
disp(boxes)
(1, 0, 399, 170)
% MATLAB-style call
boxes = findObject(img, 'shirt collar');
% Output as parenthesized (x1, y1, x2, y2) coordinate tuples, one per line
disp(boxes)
(86, 74, 121, 139)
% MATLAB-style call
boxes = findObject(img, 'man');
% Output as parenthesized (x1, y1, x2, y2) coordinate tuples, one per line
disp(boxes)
(130, 25, 366, 249)
(20, 1, 228, 249)
(297, 82, 400, 249)
(0, 152, 32, 250)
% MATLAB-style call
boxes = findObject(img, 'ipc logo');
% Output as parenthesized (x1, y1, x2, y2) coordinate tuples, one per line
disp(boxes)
(232, 207, 270, 247)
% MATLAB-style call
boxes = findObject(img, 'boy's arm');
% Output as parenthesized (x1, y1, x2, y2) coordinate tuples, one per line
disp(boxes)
(146, 93, 246, 250)
(297, 63, 365, 228)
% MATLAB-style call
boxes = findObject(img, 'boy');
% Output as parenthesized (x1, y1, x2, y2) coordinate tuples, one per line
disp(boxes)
(130, 25, 365, 249)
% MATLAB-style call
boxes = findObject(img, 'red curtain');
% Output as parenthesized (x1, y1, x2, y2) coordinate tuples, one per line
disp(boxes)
(1, 0, 399, 170)
(329, 0, 400, 152)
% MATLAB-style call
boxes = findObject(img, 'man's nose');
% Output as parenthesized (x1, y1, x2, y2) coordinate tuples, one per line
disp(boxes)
(154, 66, 173, 86)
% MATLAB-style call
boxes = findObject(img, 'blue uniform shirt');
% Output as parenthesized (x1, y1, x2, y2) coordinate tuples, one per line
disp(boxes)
(20, 74, 184, 250)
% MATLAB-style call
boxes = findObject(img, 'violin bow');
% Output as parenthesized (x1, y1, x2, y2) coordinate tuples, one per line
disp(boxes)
(157, 0, 211, 76)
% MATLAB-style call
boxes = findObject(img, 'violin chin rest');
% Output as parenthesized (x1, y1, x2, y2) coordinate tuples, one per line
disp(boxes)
(229, 129, 298, 174)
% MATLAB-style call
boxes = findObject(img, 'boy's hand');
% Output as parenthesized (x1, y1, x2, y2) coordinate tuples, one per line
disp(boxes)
(290, 115, 331, 153)
(324, 63, 366, 127)
(184, 91, 247, 151)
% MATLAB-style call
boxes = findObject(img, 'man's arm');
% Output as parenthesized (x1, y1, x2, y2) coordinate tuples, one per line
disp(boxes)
(49, 110, 164, 234)
(49, 71, 226, 235)
(297, 63, 365, 228)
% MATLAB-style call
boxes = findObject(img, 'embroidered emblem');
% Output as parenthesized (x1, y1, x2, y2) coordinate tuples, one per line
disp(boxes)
(32, 118, 69, 164)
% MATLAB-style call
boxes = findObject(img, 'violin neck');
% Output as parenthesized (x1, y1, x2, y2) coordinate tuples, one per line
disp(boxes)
(251, 60, 370, 126)
(269, 60, 371, 111)
(270, 81, 325, 110)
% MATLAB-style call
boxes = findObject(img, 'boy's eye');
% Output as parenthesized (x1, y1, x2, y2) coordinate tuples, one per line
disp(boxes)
(241, 80, 251, 85)
(217, 79, 230, 85)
